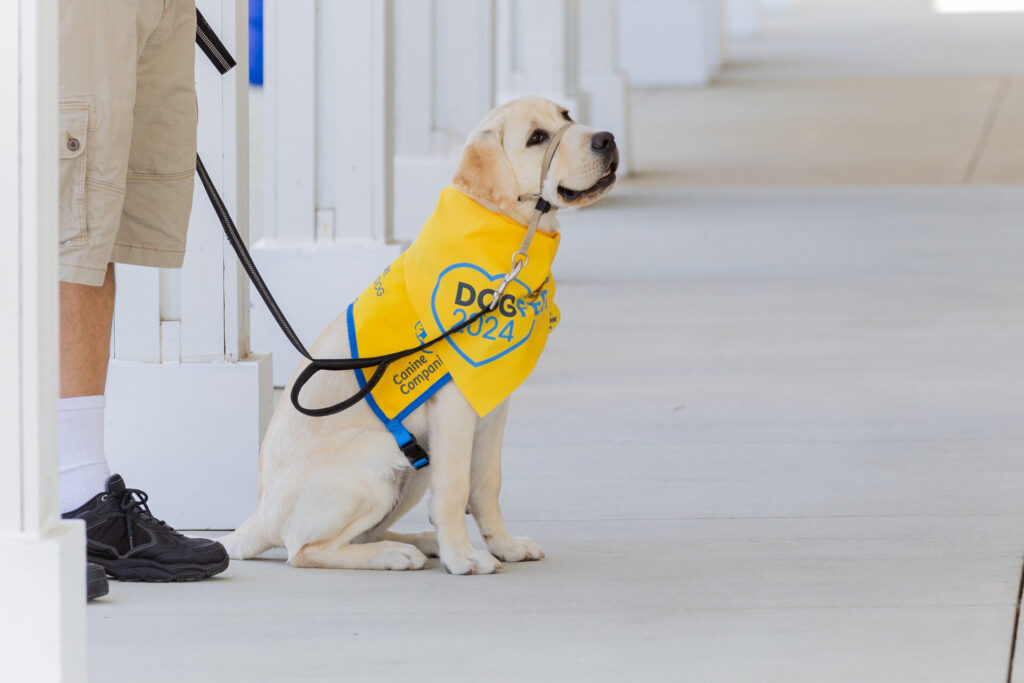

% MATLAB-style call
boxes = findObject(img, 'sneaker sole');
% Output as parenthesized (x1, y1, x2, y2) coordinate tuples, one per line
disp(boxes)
(92, 555, 229, 583)
(87, 563, 109, 600)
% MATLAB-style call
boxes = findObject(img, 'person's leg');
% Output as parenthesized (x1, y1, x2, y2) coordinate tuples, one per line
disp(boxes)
(56, 0, 225, 589)
(55, 0, 142, 601)
(57, 265, 115, 513)
(55, 0, 138, 516)
(60, 263, 115, 399)
(60, 0, 227, 584)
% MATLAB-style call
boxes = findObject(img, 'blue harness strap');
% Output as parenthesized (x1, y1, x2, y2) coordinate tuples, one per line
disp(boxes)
(387, 419, 429, 470)
(346, 304, 436, 470)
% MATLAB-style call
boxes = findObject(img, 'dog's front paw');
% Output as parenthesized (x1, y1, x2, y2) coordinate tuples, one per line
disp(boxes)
(442, 548, 502, 575)
(374, 542, 429, 571)
(486, 536, 545, 562)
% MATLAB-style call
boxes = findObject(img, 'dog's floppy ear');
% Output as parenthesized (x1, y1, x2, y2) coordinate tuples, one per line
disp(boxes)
(452, 128, 518, 214)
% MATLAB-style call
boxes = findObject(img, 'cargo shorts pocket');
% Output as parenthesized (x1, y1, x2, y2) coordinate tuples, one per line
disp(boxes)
(58, 100, 90, 246)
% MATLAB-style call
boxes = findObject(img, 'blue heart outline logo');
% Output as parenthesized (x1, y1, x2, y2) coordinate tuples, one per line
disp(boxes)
(430, 263, 537, 367)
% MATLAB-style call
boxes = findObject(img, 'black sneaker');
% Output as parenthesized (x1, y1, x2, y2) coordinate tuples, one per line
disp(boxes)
(62, 474, 229, 582)
(87, 562, 109, 600)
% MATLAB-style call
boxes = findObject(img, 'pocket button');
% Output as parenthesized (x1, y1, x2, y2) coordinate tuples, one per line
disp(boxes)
(67, 137, 80, 152)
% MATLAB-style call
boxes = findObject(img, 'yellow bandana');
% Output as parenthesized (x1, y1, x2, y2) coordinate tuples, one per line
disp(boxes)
(348, 186, 560, 436)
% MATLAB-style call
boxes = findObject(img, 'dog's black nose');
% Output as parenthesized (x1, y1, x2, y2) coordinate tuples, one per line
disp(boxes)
(591, 131, 615, 151)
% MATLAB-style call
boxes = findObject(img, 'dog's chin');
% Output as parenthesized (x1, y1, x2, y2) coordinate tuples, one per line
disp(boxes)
(556, 171, 617, 207)
(556, 154, 619, 207)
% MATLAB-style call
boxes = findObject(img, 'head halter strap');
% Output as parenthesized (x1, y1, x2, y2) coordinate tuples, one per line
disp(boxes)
(517, 122, 574, 257)
(492, 121, 574, 308)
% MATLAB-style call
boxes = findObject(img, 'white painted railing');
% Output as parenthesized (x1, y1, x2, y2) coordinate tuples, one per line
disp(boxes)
(0, 0, 87, 679)
(579, 0, 632, 175)
(253, 0, 405, 387)
(392, 0, 497, 241)
(107, 0, 272, 530)
(497, 0, 581, 108)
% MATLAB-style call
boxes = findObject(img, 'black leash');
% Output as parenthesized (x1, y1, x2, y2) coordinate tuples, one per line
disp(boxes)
(195, 9, 236, 75)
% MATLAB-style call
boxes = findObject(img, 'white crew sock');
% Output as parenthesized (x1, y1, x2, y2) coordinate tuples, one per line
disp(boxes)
(59, 395, 111, 514)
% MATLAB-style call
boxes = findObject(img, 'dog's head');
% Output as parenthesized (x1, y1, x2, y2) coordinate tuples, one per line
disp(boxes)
(453, 95, 618, 222)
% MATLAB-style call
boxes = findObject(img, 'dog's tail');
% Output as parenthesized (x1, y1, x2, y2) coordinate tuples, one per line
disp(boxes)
(219, 510, 275, 560)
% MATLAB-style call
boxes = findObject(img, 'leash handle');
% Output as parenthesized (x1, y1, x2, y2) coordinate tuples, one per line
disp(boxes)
(195, 9, 236, 74)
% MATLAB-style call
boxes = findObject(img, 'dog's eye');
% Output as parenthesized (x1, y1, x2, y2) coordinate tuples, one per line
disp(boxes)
(561, 110, 573, 122)
(527, 130, 549, 147)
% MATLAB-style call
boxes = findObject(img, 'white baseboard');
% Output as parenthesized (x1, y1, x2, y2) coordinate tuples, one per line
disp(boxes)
(0, 521, 86, 683)
(249, 239, 406, 387)
(105, 355, 273, 529)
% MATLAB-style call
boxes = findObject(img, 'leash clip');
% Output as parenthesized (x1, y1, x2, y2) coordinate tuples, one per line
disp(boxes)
(489, 253, 529, 311)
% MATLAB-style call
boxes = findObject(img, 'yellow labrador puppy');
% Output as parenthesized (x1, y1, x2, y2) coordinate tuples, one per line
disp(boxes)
(221, 96, 618, 574)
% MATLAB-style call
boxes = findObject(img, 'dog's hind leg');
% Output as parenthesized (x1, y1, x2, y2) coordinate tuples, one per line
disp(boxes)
(291, 537, 427, 570)
(357, 468, 439, 557)
(220, 507, 276, 560)
(283, 435, 429, 570)
(377, 530, 439, 558)
(286, 500, 428, 570)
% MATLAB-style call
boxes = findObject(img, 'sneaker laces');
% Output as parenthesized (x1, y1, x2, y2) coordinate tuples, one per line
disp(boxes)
(117, 488, 183, 550)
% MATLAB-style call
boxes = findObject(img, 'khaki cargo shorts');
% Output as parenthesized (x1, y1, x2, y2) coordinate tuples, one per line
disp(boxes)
(59, 0, 198, 286)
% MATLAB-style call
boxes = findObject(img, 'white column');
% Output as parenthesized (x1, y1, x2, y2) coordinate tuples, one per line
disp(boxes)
(107, 0, 272, 529)
(262, 0, 315, 244)
(496, 0, 584, 113)
(725, 0, 760, 37)
(392, 0, 496, 241)
(578, 0, 631, 175)
(0, 0, 87, 679)
(254, 0, 405, 386)
(315, 0, 394, 243)
(708, 0, 724, 72)
(618, 0, 720, 87)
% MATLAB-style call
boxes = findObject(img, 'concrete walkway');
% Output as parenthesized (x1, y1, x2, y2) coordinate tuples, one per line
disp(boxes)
(86, 183, 1024, 682)
(86, 2, 1024, 681)
(631, 0, 1024, 186)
